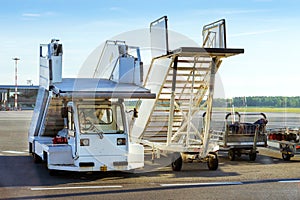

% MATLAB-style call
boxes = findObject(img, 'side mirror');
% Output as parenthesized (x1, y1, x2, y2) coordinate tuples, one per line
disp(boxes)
(61, 107, 68, 118)
(133, 108, 138, 118)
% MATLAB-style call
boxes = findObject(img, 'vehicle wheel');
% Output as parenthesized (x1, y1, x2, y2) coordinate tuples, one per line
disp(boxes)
(282, 153, 291, 161)
(48, 169, 60, 176)
(228, 150, 235, 161)
(171, 153, 182, 171)
(33, 153, 42, 163)
(207, 153, 218, 170)
(29, 143, 33, 154)
(249, 152, 257, 161)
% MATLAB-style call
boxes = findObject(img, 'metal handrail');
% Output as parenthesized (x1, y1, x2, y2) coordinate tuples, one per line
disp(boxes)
(202, 19, 226, 48)
(93, 40, 126, 78)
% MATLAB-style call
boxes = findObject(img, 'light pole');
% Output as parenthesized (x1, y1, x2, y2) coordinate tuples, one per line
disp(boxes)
(12, 58, 20, 110)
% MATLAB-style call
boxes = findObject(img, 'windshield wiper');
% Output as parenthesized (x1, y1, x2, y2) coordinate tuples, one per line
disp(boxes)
(89, 122, 104, 139)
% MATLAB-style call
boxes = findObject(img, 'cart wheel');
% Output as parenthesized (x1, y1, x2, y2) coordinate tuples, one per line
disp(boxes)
(207, 152, 218, 170)
(171, 153, 182, 171)
(282, 153, 291, 161)
(249, 152, 257, 161)
(228, 150, 235, 161)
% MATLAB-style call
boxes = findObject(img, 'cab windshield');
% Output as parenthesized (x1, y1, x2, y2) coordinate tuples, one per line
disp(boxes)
(78, 104, 124, 134)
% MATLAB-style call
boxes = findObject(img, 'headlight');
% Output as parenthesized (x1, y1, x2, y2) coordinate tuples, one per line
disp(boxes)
(117, 138, 126, 145)
(80, 139, 90, 146)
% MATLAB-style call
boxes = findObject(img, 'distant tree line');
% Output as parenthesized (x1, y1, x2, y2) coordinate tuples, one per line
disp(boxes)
(213, 96, 300, 108)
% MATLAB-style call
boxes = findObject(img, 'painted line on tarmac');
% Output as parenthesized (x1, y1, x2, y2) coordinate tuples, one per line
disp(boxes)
(31, 185, 123, 191)
(160, 182, 243, 187)
(278, 180, 300, 183)
(2, 150, 27, 154)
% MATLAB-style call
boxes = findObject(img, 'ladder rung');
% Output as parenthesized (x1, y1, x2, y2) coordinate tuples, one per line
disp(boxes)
(177, 59, 211, 63)
(147, 122, 181, 127)
(149, 116, 183, 122)
(153, 109, 182, 112)
(162, 85, 206, 89)
(176, 67, 210, 71)
(165, 80, 206, 84)
(141, 138, 167, 143)
(168, 73, 205, 77)
(145, 127, 179, 132)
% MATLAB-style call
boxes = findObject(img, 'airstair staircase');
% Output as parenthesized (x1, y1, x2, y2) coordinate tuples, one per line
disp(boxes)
(132, 50, 223, 154)
(129, 18, 244, 158)
(43, 98, 64, 137)
(140, 55, 220, 145)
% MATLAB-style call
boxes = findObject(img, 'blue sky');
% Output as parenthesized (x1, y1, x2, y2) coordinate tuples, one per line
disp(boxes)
(0, 0, 299, 97)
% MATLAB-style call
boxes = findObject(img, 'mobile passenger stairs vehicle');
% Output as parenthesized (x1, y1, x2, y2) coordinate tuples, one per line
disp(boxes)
(128, 16, 244, 171)
(267, 127, 300, 161)
(215, 112, 268, 161)
(28, 39, 155, 173)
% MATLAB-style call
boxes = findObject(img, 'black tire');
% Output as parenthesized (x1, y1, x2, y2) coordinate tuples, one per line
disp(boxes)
(29, 143, 33, 154)
(48, 169, 60, 176)
(33, 153, 42, 163)
(207, 153, 218, 170)
(282, 153, 291, 161)
(236, 151, 242, 158)
(171, 153, 182, 171)
(228, 150, 235, 161)
(249, 152, 257, 161)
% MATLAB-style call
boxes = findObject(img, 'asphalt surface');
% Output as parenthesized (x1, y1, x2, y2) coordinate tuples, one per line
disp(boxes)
(0, 111, 299, 200)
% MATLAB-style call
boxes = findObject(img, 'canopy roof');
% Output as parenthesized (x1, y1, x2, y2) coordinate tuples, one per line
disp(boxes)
(53, 78, 155, 99)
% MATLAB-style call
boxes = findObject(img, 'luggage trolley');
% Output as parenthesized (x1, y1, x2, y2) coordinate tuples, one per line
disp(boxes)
(217, 112, 268, 161)
(267, 127, 300, 161)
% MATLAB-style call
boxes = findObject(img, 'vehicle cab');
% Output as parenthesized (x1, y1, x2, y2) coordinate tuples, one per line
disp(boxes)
(65, 99, 134, 171)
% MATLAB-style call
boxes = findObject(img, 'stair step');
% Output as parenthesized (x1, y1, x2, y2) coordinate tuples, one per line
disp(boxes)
(165, 79, 205, 84)
(176, 67, 211, 71)
(46, 120, 65, 126)
(153, 107, 186, 111)
(149, 118, 183, 123)
(147, 122, 181, 127)
(168, 73, 205, 77)
(177, 59, 211, 64)
(145, 127, 179, 132)
(141, 138, 167, 143)
(151, 111, 182, 115)
(162, 85, 205, 89)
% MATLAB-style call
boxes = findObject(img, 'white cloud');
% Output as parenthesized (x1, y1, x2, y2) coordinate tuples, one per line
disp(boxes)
(21, 12, 57, 20)
(22, 13, 41, 17)
(109, 6, 122, 11)
(229, 29, 280, 37)
(191, 8, 271, 16)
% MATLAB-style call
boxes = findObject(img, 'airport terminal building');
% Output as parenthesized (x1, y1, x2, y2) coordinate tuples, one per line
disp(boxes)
(0, 85, 38, 110)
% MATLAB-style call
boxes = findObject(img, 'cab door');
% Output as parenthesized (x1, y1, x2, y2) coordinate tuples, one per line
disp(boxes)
(67, 105, 77, 158)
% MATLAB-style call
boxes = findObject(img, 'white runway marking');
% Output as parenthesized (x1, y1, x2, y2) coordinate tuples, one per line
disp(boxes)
(160, 182, 243, 187)
(278, 180, 300, 183)
(2, 150, 27, 154)
(31, 185, 123, 191)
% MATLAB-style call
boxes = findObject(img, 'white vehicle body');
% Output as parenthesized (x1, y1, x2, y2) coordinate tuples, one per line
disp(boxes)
(28, 39, 154, 172)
